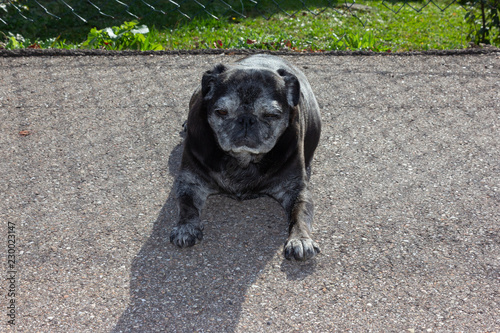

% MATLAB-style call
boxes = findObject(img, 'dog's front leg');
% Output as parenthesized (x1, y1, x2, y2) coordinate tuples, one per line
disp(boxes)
(170, 172, 212, 248)
(277, 187, 321, 261)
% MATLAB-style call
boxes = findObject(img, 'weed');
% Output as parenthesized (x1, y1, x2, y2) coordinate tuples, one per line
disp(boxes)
(80, 21, 163, 51)
(463, 0, 500, 45)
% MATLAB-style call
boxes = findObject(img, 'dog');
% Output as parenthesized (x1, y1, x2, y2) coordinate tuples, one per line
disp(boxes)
(170, 54, 321, 261)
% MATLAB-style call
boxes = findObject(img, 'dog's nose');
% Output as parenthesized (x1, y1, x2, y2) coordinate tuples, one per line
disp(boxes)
(238, 115, 256, 132)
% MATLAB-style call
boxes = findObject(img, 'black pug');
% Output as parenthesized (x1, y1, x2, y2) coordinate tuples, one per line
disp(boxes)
(170, 54, 321, 261)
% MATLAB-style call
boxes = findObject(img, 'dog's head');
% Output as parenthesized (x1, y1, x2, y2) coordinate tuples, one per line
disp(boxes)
(201, 64, 301, 167)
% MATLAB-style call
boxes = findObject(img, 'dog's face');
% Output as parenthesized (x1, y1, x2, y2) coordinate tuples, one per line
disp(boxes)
(202, 64, 301, 167)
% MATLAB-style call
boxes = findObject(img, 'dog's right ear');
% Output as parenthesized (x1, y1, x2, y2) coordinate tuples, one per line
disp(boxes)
(201, 64, 227, 100)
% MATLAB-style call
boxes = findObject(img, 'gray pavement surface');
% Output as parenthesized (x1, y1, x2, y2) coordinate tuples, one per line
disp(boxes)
(1, 52, 499, 332)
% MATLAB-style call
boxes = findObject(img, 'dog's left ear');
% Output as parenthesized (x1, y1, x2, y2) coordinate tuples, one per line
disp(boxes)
(202, 64, 227, 100)
(278, 69, 301, 107)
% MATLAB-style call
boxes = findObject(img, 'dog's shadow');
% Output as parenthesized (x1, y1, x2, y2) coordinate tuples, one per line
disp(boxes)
(113, 142, 316, 332)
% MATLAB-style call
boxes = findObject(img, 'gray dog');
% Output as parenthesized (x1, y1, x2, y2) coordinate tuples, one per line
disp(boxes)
(170, 54, 321, 261)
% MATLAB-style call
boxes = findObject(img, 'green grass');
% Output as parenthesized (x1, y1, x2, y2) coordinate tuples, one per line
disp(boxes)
(0, 0, 479, 52)
(159, 2, 469, 52)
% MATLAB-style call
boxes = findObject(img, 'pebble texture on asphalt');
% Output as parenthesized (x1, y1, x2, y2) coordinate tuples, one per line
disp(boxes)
(1, 52, 499, 332)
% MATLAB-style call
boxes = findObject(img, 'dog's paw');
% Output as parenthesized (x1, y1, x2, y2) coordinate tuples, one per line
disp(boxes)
(170, 223, 204, 248)
(284, 237, 320, 261)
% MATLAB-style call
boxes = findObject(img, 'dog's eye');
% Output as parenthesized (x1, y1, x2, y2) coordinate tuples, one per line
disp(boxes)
(215, 109, 228, 116)
(263, 113, 280, 119)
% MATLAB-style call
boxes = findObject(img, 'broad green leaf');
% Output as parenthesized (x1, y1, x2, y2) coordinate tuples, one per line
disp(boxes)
(131, 25, 150, 35)
(103, 27, 118, 39)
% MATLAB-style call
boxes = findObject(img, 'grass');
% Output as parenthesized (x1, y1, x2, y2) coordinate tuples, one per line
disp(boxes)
(0, 0, 478, 52)
(159, 2, 469, 52)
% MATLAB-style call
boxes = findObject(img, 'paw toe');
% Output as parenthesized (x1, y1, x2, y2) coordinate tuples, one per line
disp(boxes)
(170, 224, 203, 248)
(284, 238, 320, 261)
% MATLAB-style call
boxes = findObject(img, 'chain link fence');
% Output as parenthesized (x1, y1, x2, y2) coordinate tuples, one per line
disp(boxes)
(0, 0, 499, 46)
(0, 0, 473, 23)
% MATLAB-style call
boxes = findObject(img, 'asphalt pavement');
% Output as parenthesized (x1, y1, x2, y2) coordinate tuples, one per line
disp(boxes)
(1, 50, 499, 332)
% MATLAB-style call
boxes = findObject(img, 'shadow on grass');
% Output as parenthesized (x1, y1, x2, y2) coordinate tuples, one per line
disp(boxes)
(2, 0, 348, 42)
(2, 0, 432, 44)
